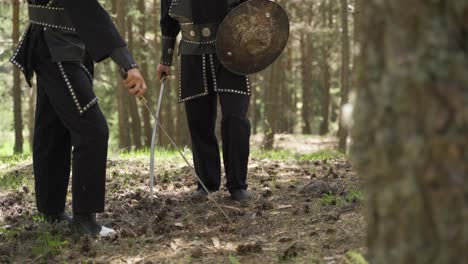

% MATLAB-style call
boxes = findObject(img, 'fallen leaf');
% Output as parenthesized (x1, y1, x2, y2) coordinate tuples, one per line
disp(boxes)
(212, 237, 220, 248)
(170, 242, 178, 251)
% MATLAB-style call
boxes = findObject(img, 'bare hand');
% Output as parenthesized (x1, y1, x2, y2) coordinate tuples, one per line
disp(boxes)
(123, 68, 147, 97)
(156, 64, 171, 81)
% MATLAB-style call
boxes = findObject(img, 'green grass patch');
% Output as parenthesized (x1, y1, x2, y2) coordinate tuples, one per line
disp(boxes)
(320, 190, 363, 206)
(228, 254, 241, 264)
(0, 173, 27, 190)
(320, 193, 342, 206)
(251, 149, 343, 161)
(0, 226, 22, 238)
(32, 231, 69, 260)
(344, 251, 368, 264)
(298, 150, 345, 161)
(113, 147, 180, 160)
(344, 190, 364, 204)
(0, 153, 31, 166)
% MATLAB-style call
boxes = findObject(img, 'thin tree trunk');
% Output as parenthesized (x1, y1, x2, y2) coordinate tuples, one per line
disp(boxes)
(115, 0, 131, 149)
(248, 75, 257, 134)
(138, 0, 152, 148)
(12, 0, 23, 154)
(300, 33, 312, 134)
(351, 1, 468, 263)
(263, 56, 282, 149)
(126, 15, 143, 149)
(338, 0, 350, 151)
(319, 0, 333, 135)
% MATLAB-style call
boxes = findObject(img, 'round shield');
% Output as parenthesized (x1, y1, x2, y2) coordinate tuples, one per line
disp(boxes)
(216, 0, 290, 75)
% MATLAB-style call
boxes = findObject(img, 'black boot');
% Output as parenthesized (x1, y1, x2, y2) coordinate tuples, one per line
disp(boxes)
(43, 212, 73, 224)
(230, 189, 252, 202)
(72, 213, 115, 237)
(190, 188, 209, 200)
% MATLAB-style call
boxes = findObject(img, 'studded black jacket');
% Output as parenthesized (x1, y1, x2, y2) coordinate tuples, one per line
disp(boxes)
(11, 0, 135, 86)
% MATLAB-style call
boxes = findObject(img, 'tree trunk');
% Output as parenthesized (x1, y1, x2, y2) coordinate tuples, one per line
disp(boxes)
(248, 75, 257, 134)
(351, 1, 468, 263)
(338, 0, 350, 151)
(319, 0, 333, 135)
(12, 0, 23, 154)
(126, 15, 143, 149)
(300, 33, 312, 134)
(115, 0, 131, 149)
(263, 57, 282, 149)
(137, 0, 153, 148)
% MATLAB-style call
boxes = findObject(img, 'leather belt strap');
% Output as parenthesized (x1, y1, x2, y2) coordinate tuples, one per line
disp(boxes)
(181, 23, 219, 44)
(28, 5, 75, 31)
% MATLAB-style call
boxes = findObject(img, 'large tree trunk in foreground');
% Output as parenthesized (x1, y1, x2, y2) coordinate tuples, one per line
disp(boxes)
(351, 1, 468, 263)
(12, 0, 23, 154)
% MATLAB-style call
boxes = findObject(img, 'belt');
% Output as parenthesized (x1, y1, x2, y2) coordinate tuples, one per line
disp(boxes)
(180, 23, 218, 44)
(28, 4, 75, 31)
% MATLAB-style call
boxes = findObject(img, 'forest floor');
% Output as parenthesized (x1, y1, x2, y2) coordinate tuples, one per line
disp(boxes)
(0, 136, 366, 264)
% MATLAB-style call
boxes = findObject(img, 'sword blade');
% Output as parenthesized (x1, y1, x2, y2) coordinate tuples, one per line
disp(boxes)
(148, 80, 166, 201)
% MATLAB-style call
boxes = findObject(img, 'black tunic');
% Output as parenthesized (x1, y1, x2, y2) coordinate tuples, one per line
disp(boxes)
(11, 0, 130, 86)
(160, 0, 251, 103)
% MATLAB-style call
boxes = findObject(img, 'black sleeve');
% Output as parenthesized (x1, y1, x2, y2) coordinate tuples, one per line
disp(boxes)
(110, 47, 138, 72)
(61, 0, 127, 63)
(160, 0, 180, 66)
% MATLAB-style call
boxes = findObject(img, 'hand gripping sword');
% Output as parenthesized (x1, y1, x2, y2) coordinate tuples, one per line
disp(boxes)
(120, 70, 232, 223)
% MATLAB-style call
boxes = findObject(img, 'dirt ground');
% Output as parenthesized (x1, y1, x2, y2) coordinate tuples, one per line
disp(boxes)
(0, 137, 365, 263)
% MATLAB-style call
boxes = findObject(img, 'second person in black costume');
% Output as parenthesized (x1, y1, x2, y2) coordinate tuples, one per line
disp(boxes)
(156, 0, 252, 202)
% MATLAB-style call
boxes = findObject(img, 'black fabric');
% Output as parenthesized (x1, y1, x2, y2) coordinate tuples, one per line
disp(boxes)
(191, 0, 229, 24)
(12, 0, 130, 86)
(28, 4, 74, 28)
(32, 34, 108, 214)
(185, 91, 250, 192)
(160, 0, 242, 59)
(59, 0, 126, 62)
(43, 29, 86, 62)
(179, 54, 249, 103)
(110, 46, 137, 72)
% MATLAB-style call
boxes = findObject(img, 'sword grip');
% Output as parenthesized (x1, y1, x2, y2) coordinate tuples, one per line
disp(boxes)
(139, 96, 148, 104)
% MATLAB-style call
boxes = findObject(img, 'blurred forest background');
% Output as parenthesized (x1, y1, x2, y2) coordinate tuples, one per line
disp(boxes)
(1, 0, 467, 262)
(0, 0, 358, 155)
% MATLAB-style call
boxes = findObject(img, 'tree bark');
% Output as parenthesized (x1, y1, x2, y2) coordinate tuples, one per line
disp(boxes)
(300, 32, 313, 134)
(126, 15, 143, 149)
(319, 0, 333, 135)
(12, 0, 23, 154)
(248, 75, 257, 134)
(338, 0, 350, 151)
(263, 56, 282, 149)
(115, 0, 131, 149)
(351, 1, 468, 263)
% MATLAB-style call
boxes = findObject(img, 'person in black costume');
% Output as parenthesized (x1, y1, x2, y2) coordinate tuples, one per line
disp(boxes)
(11, 0, 147, 236)
(156, 0, 252, 202)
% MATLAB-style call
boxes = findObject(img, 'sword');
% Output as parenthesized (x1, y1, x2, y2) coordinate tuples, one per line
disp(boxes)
(120, 69, 233, 223)
(148, 77, 165, 201)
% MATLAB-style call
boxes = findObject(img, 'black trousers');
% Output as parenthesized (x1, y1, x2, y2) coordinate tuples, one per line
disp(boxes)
(185, 92, 251, 192)
(32, 33, 108, 214)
